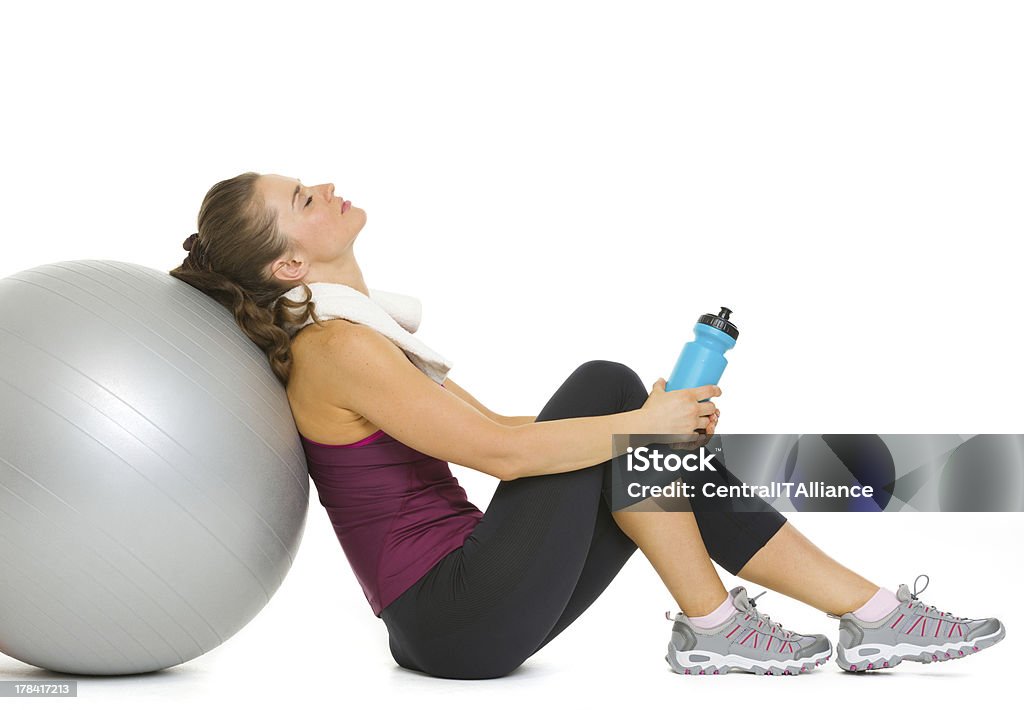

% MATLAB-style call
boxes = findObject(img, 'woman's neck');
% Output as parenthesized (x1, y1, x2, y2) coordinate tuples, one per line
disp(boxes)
(306, 259, 369, 298)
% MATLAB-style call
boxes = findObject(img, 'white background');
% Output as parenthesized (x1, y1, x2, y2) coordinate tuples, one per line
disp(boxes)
(1, 0, 1021, 706)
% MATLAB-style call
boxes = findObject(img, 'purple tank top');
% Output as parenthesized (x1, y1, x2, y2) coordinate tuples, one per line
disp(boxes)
(299, 425, 483, 617)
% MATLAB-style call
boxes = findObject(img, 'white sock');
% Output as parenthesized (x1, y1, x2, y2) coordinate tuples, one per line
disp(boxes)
(688, 592, 735, 629)
(851, 587, 900, 622)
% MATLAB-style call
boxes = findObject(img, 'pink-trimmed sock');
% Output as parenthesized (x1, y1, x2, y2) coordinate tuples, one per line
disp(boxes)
(851, 587, 900, 622)
(688, 592, 735, 629)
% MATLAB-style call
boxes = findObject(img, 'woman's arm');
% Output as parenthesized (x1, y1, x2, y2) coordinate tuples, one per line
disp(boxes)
(442, 378, 536, 427)
(502, 415, 537, 426)
(306, 321, 649, 481)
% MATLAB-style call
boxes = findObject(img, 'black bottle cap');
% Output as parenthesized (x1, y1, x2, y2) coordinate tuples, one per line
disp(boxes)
(698, 306, 739, 341)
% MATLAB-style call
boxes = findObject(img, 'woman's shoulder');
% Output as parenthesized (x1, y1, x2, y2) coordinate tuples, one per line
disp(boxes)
(287, 319, 381, 445)
(289, 317, 380, 397)
(290, 317, 376, 359)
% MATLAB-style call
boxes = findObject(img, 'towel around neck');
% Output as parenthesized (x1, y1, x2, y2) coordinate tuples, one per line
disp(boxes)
(273, 281, 453, 384)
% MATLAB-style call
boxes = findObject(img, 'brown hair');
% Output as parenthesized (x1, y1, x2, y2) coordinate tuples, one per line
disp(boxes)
(169, 171, 324, 387)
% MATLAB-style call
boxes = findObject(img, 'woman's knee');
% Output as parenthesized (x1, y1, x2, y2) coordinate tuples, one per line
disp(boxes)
(538, 359, 648, 423)
(572, 360, 647, 407)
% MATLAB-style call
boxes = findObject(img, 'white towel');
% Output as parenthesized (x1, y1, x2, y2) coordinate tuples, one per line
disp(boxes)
(274, 282, 453, 384)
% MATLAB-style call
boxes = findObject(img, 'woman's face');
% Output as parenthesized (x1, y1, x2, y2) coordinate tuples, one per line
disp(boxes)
(257, 173, 367, 283)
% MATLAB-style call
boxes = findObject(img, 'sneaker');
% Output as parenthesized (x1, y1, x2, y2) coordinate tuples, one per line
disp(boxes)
(833, 574, 1006, 672)
(665, 586, 832, 676)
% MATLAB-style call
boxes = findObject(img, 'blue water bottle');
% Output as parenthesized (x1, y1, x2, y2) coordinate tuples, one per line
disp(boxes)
(665, 307, 739, 398)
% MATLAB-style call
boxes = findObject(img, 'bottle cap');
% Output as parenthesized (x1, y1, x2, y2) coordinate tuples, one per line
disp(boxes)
(698, 307, 739, 341)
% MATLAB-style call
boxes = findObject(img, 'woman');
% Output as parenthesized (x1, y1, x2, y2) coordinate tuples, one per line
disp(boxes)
(170, 171, 1005, 679)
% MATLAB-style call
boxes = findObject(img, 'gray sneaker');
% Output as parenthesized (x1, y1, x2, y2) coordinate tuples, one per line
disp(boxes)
(833, 574, 1006, 672)
(665, 586, 832, 676)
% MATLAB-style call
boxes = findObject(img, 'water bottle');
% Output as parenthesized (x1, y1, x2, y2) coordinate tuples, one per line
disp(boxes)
(665, 307, 739, 399)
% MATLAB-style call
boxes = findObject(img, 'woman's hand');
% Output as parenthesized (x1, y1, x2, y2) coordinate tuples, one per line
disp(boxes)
(704, 408, 720, 437)
(638, 377, 721, 448)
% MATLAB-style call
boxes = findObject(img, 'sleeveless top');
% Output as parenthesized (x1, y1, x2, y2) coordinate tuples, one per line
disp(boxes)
(300, 425, 484, 617)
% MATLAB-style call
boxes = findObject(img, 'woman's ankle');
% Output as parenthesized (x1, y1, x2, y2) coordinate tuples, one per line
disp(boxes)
(687, 590, 735, 628)
(847, 586, 900, 622)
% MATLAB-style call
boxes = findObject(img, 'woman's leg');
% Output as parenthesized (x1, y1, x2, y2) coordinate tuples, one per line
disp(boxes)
(611, 510, 729, 615)
(531, 462, 792, 655)
(734, 520, 880, 616)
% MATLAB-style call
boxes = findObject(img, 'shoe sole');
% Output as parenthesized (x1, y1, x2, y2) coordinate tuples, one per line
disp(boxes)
(836, 622, 1006, 672)
(666, 643, 833, 676)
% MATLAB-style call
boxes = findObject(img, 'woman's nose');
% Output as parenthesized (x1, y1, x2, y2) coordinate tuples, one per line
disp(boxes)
(325, 183, 335, 199)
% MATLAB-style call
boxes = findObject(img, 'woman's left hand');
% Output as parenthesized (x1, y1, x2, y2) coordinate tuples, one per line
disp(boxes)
(668, 408, 719, 450)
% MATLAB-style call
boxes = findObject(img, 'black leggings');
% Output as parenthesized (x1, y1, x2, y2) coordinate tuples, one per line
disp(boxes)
(380, 360, 787, 679)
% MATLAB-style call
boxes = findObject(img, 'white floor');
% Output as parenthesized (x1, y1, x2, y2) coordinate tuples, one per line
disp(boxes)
(2, 511, 1018, 709)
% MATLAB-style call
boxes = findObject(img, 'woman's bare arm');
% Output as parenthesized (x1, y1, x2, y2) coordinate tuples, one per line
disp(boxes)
(307, 321, 650, 481)
(503, 415, 538, 426)
(441, 378, 537, 428)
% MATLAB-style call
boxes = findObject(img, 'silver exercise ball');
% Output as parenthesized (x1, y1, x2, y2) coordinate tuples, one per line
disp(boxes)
(0, 261, 309, 676)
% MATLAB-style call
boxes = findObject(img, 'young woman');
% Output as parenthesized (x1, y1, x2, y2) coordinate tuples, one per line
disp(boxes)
(170, 171, 1005, 679)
